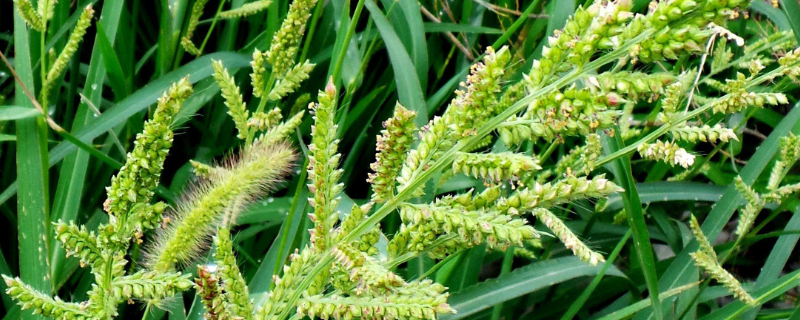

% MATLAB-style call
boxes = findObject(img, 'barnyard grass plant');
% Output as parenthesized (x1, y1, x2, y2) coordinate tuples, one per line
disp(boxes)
(5, 0, 800, 319)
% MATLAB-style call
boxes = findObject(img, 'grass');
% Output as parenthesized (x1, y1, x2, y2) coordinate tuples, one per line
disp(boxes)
(2, 0, 800, 319)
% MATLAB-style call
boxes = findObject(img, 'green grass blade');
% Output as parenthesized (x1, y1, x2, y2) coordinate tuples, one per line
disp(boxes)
(780, 0, 800, 43)
(328, 0, 364, 88)
(440, 257, 626, 320)
(750, 1, 791, 31)
(365, 0, 427, 126)
(396, 0, 428, 89)
(601, 182, 726, 212)
(14, 7, 52, 320)
(0, 105, 42, 120)
(95, 22, 130, 99)
(603, 127, 663, 320)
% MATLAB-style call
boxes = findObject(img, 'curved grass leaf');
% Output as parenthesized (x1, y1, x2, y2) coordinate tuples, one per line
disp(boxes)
(603, 127, 663, 319)
(441, 257, 626, 320)
(750, 1, 791, 31)
(780, 0, 800, 43)
(365, 0, 427, 126)
(601, 182, 726, 212)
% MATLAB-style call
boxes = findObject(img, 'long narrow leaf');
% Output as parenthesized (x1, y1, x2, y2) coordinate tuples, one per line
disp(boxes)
(441, 257, 626, 320)
(365, 0, 427, 126)
(603, 127, 663, 319)
(14, 7, 51, 320)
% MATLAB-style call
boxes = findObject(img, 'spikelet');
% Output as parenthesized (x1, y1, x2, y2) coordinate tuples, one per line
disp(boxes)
(620, 0, 748, 62)
(266, 0, 318, 77)
(213, 228, 253, 318)
(734, 176, 766, 239)
(3, 275, 93, 320)
(499, 87, 622, 145)
(147, 139, 296, 272)
(109, 271, 193, 302)
(54, 221, 102, 269)
(452, 152, 541, 182)
(355, 226, 381, 256)
(195, 265, 233, 320)
(220, 0, 272, 19)
(495, 175, 623, 214)
(307, 80, 342, 250)
(580, 134, 603, 174)
(436, 187, 501, 211)
(710, 91, 788, 114)
(258, 247, 321, 320)
(637, 140, 695, 168)
(688, 215, 717, 262)
(447, 46, 511, 138)
(670, 124, 738, 143)
(258, 110, 305, 146)
(772, 183, 800, 200)
(14, 0, 45, 32)
(778, 48, 800, 79)
(332, 244, 403, 294)
(691, 250, 755, 305)
(525, 3, 601, 87)
(298, 280, 454, 320)
(400, 205, 538, 251)
(124, 202, 169, 242)
(399, 47, 510, 196)
(41, 5, 94, 108)
(766, 134, 800, 197)
(251, 49, 268, 97)
(368, 103, 417, 202)
(659, 72, 696, 122)
(588, 72, 675, 101)
(533, 208, 605, 265)
(181, 0, 210, 56)
(335, 203, 373, 242)
(268, 60, 314, 101)
(104, 78, 193, 217)
(248, 107, 283, 132)
(704, 68, 790, 114)
(212, 60, 250, 139)
(37, 0, 56, 21)
(387, 222, 427, 258)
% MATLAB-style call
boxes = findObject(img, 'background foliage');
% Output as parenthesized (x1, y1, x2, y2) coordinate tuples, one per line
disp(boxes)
(2, 0, 800, 319)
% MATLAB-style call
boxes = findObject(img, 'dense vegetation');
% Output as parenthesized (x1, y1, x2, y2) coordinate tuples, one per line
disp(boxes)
(2, 0, 800, 319)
